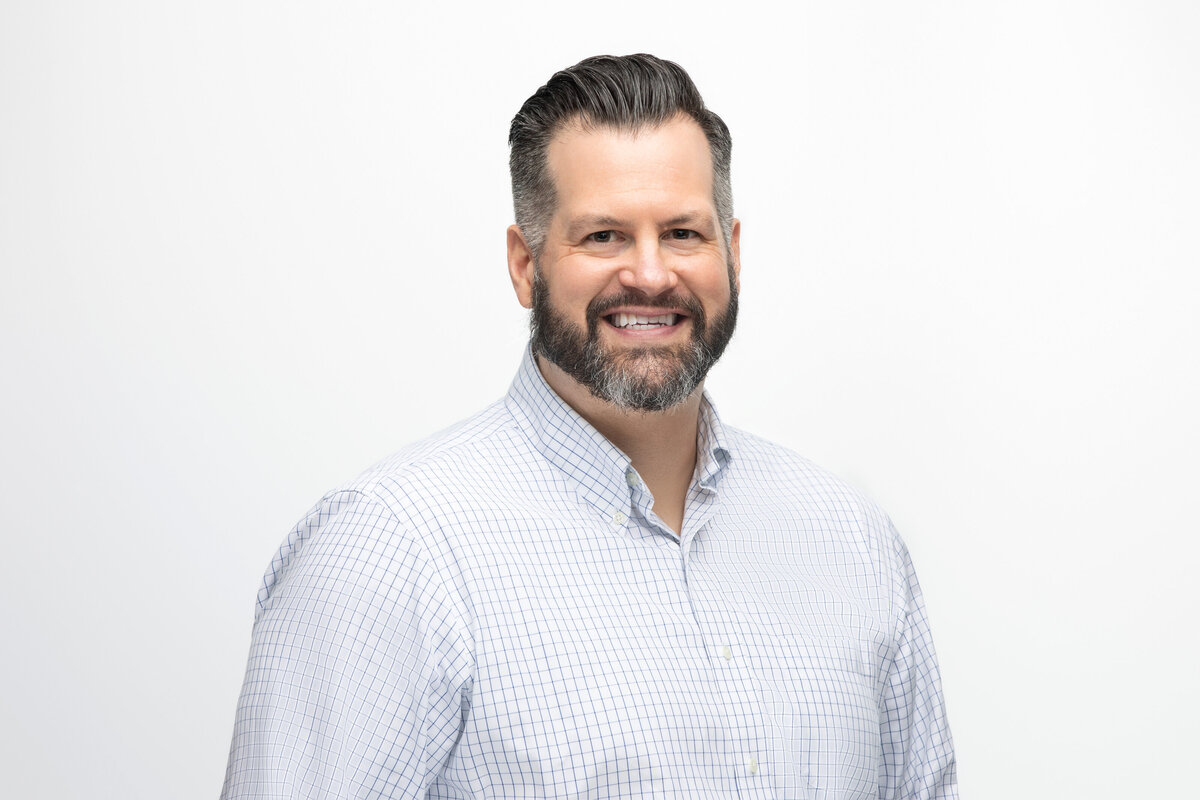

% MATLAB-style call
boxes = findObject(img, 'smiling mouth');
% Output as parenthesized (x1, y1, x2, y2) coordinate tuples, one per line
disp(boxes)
(604, 312, 683, 330)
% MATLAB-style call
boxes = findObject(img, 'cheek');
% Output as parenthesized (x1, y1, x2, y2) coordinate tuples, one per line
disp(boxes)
(550, 261, 625, 308)
(685, 259, 735, 305)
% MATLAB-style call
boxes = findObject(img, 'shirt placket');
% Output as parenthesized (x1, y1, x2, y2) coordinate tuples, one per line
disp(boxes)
(675, 489, 774, 798)
(612, 470, 736, 793)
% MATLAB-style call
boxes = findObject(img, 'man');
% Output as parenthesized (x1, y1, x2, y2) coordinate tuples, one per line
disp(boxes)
(222, 54, 956, 799)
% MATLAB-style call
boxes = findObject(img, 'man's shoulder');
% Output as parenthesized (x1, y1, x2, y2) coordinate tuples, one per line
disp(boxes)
(334, 397, 525, 508)
(722, 423, 896, 538)
(254, 402, 521, 621)
(718, 423, 908, 597)
(259, 399, 527, 604)
(722, 422, 853, 489)
(723, 424, 829, 476)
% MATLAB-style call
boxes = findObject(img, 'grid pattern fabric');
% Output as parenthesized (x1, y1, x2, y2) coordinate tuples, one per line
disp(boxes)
(222, 347, 957, 799)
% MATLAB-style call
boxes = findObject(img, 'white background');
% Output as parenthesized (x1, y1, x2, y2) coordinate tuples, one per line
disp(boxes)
(2, 1, 1197, 798)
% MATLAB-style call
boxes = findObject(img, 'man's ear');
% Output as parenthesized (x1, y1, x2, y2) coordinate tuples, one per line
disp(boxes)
(507, 225, 535, 308)
(730, 218, 742, 292)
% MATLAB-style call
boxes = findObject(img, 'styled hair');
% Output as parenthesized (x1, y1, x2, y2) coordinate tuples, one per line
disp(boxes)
(509, 54, 733, 261)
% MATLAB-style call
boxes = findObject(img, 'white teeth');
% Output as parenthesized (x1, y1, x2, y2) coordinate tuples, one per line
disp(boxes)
(611, 312, 680, 329)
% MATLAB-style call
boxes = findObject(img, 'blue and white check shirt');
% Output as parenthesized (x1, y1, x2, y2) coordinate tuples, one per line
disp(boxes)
(223, 348, 957, 799)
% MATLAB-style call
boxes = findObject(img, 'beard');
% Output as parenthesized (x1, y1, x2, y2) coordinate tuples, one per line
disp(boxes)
(530, 267, 739, 413)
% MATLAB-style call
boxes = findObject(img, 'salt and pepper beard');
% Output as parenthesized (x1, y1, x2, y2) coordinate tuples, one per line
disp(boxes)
(530, 265, 739, 412)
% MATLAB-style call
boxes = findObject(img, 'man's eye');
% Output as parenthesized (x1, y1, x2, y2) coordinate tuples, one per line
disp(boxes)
(588, 231, 616, 243)
(670, 229, 697, 240)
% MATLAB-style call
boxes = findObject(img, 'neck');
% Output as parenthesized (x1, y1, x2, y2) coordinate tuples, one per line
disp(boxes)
(536, 354, 700, 536)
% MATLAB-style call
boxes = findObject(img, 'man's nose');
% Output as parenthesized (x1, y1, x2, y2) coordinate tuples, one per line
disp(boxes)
(618, 240, 678, 296)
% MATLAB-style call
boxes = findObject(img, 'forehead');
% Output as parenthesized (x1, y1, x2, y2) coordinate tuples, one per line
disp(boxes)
(544, 116, 716, 222)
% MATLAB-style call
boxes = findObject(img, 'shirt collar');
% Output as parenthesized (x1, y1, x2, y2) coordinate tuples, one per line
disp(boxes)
(695, 392, 732, 490)
(505, 345, 733, 515)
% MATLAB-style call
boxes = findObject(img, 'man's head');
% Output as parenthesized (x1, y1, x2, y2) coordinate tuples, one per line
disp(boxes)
(507, 55, 739, 413)
(509, 54, 734, 263)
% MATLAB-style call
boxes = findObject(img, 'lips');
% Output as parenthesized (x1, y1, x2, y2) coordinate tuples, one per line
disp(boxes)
(587, 292, 703, 338)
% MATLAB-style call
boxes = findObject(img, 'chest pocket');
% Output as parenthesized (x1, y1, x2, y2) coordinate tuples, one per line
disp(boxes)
(756, 635, 882, 799)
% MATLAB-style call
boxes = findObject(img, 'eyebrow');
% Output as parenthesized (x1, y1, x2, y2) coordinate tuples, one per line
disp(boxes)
(663, 212, 715, 230)
(564, 215, 627, 238)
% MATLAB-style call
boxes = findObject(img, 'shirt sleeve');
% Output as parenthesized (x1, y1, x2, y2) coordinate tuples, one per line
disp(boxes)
(221, 490, 474, 799)
(878, 528, 958, 800)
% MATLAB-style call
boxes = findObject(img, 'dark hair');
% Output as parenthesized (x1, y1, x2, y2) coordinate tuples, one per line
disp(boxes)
(508, 54, 733, 260)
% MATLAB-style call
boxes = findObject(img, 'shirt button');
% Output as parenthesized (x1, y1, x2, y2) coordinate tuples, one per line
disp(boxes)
(747, 757, 759, 775)
(720, 645, 733, 661)
(612, 512, 627, 525)
(625, 469, 639, 487)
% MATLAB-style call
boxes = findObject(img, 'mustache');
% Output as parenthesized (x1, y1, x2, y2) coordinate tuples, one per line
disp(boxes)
(586, 291, 706, 321)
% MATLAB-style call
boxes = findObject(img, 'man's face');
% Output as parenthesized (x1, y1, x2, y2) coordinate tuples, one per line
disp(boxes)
(522, 116, 740, 412)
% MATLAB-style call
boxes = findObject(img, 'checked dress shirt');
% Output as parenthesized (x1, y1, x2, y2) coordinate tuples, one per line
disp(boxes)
(222, 347, 957, 799)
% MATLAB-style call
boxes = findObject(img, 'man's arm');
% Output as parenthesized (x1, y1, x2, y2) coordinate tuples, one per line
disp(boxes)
(878, 531, 958, 800)
(222, 490, 473, 799)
